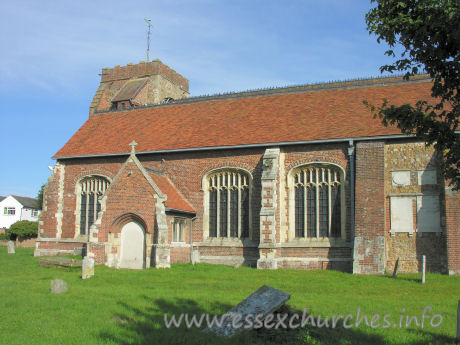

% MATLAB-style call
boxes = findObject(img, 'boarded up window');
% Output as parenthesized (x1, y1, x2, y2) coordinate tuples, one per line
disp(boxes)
(417, 196, 440, 232)
(390, 196, 414, 232)
(417, 169, 437, 185)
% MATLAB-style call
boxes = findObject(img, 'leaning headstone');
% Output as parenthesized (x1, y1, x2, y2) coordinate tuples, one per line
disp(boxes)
(392, 257, 399, 278)
(204, 285, 290, 337)
(82, 256, 94, 279)
(50, 279, 68, 294)
(7, 240, 15, 254)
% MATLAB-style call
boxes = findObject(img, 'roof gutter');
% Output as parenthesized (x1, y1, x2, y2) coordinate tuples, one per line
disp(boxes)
(53, 133, 425, 160)
(164, 207, 196, 215)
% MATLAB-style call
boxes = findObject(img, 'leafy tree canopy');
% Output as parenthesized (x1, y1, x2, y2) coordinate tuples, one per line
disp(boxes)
(37, 183, 46, 209)
(365, 0, 460, 189)
(7, 220, 38, 240)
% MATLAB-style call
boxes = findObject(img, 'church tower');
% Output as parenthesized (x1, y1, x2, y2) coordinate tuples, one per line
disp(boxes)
(89, 59, 189, 115)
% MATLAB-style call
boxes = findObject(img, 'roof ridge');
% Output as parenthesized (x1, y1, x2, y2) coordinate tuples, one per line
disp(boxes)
(148, 171, 196, 212)
(93, 73, 431, 114)
(162, 174, 195, 212)
(11, 195, 37, 200)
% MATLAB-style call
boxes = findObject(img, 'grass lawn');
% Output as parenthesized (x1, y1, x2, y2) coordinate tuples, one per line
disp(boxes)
(0, 248, 459, 345)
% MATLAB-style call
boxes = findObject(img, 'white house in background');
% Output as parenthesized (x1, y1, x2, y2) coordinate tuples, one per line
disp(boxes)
(0, 195, 41, 229)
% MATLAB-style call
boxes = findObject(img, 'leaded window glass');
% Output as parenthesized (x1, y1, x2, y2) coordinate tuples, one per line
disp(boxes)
(292, 165, 343, 238)
(208, 170, 250, 238)
(209, 189, 217, 237)
(79, 176, 110, 235)
(173, 217, 186, 242)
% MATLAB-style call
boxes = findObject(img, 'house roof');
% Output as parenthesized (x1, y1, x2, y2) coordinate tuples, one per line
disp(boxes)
(111, 78, 148, 102)
(0, 196, 5, 202)
(147, 171, 196, 213)
(11, 195, 39, 209)
(54, 76, 434, 159)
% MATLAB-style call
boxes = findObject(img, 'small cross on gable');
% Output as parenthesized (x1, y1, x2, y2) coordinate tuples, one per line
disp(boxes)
(129, 140, 138, 154)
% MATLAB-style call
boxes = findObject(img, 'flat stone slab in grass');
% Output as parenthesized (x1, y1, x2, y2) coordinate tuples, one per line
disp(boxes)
(40, 257, 82, 268)
(204, 285, 290, 337)
(82, 256, 94, 279)
(50, 279, 68, 294)
(7, 241, 15, 254)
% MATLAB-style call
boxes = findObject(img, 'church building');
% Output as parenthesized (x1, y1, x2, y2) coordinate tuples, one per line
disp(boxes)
(35, 60, 460, 275)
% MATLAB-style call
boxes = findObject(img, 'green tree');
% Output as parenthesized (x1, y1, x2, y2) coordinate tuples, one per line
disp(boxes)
(37, 183, 46, 209)
(365, 0, 460, 189)
(7, 220, 38, 240)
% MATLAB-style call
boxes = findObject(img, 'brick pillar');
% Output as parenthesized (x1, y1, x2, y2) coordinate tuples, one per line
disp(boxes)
(445, 186, 460, 275)
(34, 162, 65, 257)
(353, 142, 385, 274)
(153, 195, 170, 268)
(257, 148, 279, 269)
(88, 243, 105, 264)
(88, 217, 105, 264)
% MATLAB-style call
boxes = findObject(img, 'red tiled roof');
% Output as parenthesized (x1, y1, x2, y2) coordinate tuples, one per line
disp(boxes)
(54, 79, 434, 158)
(148, 172, 195, 213)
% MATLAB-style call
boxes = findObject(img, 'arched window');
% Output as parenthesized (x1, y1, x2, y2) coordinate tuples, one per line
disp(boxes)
(78, 176, 110, 235)
(291, 164, 344, 239)
(206, 170, 251, 239)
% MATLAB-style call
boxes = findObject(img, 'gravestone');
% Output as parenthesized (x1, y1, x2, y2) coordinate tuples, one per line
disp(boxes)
(82, 256, 94, 279)
(392, 257, 399, 278)
(73, 247, 83, 256)
(50, 279, 68, 294)
(422, 255, 426, 284)
(456, 300, 460, 343)
(191, 251, 200, 265)
(7, 241, 15, 254)
(204, 285, 290, 337)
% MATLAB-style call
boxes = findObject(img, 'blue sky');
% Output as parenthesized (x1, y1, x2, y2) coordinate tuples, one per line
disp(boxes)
(0, 0, 396, 199)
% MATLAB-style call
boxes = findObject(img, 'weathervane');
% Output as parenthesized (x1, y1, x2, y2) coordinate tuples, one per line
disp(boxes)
(144, 18, 152, 62)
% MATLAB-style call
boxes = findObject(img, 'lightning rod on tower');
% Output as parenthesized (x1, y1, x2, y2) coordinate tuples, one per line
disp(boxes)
(144, 18, 152, 62)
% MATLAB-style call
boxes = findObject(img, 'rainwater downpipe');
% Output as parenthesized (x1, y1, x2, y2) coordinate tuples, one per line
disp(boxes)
(348, 140, 355, 241)
(190, 216, 197, 264)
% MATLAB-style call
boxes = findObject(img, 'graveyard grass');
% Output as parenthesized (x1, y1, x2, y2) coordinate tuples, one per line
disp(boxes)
(1, 248, 459, 345)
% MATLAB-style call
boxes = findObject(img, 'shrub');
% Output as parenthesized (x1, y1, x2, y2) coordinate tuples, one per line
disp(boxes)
(7, 221, 38, 240)
(0, 233, 10, 241)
